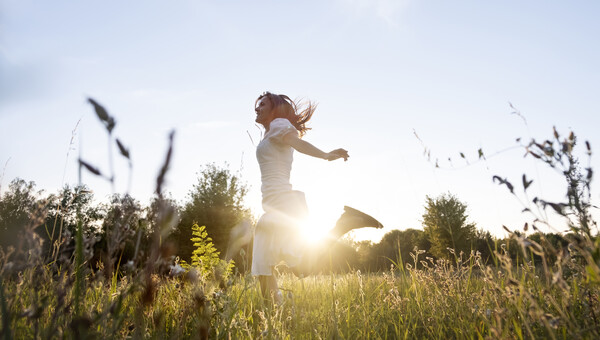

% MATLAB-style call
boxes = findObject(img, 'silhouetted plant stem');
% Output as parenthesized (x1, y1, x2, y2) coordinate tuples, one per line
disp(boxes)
(74, 151, 84, 317)
(0, 158, 10, 196)
(588, 290, 599, 330)
(74, 210, 84, 316)
(107, 132, 115, 193)
(0, 279, 11, 340)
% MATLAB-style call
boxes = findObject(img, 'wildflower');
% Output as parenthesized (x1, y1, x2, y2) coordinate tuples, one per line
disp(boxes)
(548, 317, 560, 329)
(274, 290, 283, 306)
(169, 263, 185, 277)
(124, 260, 135, 272)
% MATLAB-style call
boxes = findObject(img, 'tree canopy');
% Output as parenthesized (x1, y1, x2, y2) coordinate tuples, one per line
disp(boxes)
(422, 193, 476, 259)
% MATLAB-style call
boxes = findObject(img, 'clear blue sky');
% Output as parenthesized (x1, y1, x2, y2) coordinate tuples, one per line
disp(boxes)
(1, 0, 599, 241)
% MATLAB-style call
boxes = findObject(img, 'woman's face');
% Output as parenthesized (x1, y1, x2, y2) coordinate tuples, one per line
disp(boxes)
(255, 97, 274, 127)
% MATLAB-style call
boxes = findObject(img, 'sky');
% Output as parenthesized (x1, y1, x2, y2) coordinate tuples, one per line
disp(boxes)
(1, 0, 599, 243)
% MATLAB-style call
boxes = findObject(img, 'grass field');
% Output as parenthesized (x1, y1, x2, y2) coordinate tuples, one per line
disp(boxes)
(2, 247, 599, 339)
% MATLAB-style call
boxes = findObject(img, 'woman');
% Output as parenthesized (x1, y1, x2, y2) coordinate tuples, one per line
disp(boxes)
(252, 91, 383, 303)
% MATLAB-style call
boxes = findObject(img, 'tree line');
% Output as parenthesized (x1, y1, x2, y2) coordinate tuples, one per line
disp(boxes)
(0, 163, 572, 276)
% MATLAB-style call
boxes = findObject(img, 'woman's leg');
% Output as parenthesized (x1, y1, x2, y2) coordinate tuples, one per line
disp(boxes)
(258, 271, 282, 304)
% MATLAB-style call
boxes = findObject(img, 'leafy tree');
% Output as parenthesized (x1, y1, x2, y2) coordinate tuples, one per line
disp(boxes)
(422, 193, 476, 260)
(472, 228, 496, 264)
(145, 192, 180, 257)
(354, 240, 375, 271)
(43, 184, 103, 262)
(326, 237, 360, 273)
(0, 179, 46, 259)
(368, 229, 430, 270)
(95, 193, 144, 277)
(174, 164, 251, 263)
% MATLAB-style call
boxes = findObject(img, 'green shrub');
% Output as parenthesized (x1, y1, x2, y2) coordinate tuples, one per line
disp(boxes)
(179, 223, 233, 281)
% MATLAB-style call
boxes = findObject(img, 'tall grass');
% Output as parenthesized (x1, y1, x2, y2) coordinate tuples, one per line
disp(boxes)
(3, 252, 596, 338)
(0, 100, 598, 338)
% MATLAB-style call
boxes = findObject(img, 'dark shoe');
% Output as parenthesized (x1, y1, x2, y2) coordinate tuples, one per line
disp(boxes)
(337, 206, 384, 230)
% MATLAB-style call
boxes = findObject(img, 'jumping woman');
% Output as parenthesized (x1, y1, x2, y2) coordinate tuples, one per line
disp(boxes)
(252, 91, 383, 303)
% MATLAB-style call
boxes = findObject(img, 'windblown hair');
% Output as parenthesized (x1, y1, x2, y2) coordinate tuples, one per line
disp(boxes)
(255, 91, 316, 137)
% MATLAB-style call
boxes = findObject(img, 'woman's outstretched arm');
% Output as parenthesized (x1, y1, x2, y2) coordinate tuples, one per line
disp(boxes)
(282, 133, 349, 161)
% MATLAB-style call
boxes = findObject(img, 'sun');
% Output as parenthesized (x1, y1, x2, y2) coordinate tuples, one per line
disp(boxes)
(298, 213, 336, 245)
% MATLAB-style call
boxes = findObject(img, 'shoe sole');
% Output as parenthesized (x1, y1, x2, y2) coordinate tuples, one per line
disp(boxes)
(343, 206, 384, 229)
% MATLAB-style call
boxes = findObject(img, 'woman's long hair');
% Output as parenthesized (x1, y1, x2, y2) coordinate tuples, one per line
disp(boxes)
(255, 91, 316, 137)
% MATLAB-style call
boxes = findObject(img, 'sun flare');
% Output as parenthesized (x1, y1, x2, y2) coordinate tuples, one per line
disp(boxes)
(298, 214, 333, 245)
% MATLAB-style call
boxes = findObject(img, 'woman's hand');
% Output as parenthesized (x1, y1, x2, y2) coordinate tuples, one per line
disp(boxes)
(325, 148, 349, 161)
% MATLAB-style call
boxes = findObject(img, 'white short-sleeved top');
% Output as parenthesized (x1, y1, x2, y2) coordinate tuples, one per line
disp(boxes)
(256, 118, 299, 200)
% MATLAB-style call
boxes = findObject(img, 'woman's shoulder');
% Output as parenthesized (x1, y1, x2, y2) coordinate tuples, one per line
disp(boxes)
(267, 118, 298, 140)
(270, 118, 294, 128)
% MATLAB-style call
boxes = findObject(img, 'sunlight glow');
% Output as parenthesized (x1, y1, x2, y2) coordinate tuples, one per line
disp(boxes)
(298, 214, 332, 245)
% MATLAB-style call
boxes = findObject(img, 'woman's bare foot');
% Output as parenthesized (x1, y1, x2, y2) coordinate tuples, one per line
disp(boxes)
(335, 206, 384, 235)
